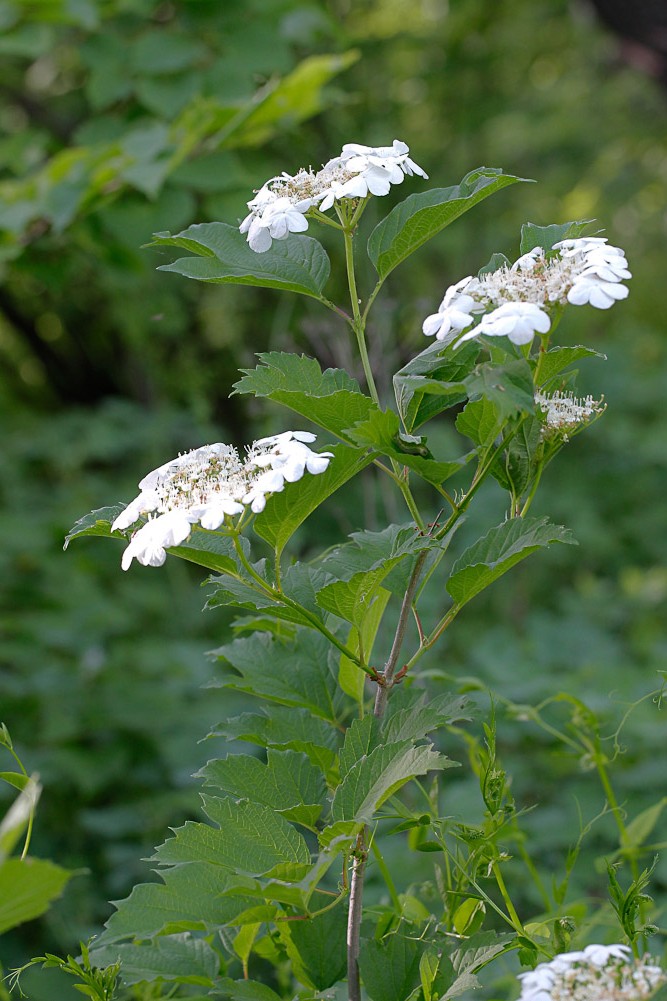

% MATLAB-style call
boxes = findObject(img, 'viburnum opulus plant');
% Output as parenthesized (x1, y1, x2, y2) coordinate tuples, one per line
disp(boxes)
(61, 140, 663, 1001)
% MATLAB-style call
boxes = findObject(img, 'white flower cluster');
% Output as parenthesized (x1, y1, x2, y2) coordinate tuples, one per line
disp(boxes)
(240, 140, 428, 252)
(423, 237, 630, 348)
(111, 432, 333, 569)
(517, 944, 666, 1001)
(535, 390, 605, 439)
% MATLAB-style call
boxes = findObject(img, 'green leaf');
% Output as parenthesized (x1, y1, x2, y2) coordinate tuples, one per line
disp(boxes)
(254, 443, 373, 557)
(0, 857, 71, 934)
(316, 566, 396, 630)
(64, 504, 125, 549)
(358, 933, 423, 1001)
(0, 779, 40, 861)
(394, 340, 479, 432)
(383, 692, 472, 744)
(97, 863, 260, 944)
(338, 716, 380, 778)
(536, 345, 605, 388)
(455, 397, 503, 449)
(210, 630, 346, 724)
(450, 930, 515, 974)
(151, 797, 310, 877)
(346, 409, 469, 485)
(209, 707, 339, 777)
(65, 505, 255, 575)
(463, 359, 535, 420)
(367, 168, 530, 279)
(89, 934, 219, 987)
(519, 219, 594, 255)
(490, 417, 542, 496)
(339, 588, 390, 705)
(447, 517, 577, 607)
(278, 906, 347, 990)
(233, 353, 377, 439)
(198, 749, 327, 829)
(217, 981, 284, 1001)
(332, 742, 451, 823)
(623, 798, 667, 851)
(229, 51, 360, 146)
(152, 223, 331, 299)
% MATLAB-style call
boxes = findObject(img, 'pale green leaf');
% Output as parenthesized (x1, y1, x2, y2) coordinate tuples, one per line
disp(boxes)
(278, 905, 347, 990)
(368, 168, 530, 279)
(0, 778, 40, 860)
(383, 692, 472, 744)
(0, 857, 71, 934)
(455, 397, 503, 449)
(447, 517, 577, 607)
(339, 588, 390, 705)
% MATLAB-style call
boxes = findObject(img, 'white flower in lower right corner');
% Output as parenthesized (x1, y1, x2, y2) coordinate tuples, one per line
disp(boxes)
(517, 944, 666, 1001)
(456, 301, 551, 347)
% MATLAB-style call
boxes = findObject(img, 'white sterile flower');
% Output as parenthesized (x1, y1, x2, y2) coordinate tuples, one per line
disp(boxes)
(112, 434, 333, 568)
(340, 140, 429, 182)
(422, 276, 479, 344)
(567, 277, 629, 309)
(240, 140, 427, 251)
(516, 944, 666, 1001)
(457, 301, 551, 347)
(240, 194, 310, 253)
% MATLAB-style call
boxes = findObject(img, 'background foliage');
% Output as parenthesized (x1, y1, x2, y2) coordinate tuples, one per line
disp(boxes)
(1, 0, 666, 997)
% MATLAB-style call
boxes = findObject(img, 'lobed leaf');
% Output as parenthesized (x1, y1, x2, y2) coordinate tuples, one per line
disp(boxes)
(209, 706, 339, 777)
(332, 742, 451, 824)
(151, 797, 310, 877)
(89, 934, 219, 987)
(346, 409, 470, 485)
(198, 749, 327, 828)
(447, 517, 577, 607)
(152, 222, 331, 298)
(358, 933, 423, 1001)
(368, 168, 530, 279)
(96, 863, 260, 944)
(233, 352, 377, 439)
(209, 630, 346, 724)
(394, 340, 479, 433)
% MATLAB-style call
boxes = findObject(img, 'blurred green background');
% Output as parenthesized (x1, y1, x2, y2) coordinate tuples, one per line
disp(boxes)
(1, 0, 666, 992)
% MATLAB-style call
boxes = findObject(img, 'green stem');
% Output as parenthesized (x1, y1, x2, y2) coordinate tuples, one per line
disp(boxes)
(492, 860, 526, 936)
(342, 227, 380, 406)
(231, 536, 367, 672)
